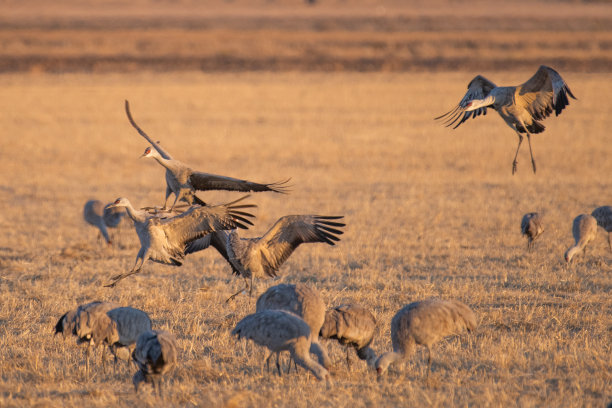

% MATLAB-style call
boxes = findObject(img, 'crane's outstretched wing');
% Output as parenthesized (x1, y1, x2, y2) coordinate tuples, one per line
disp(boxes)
(253, 215, 345, 277)
(435, 75, 497, 129)
(125, 100, 173, 160)
(188, 172, 291, 194)
(161, 196, 256, 250)
(517, 65, 576, 120)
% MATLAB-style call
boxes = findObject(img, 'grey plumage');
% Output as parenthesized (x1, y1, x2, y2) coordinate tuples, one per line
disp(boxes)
(521, 212, 544, 251)
(591, 206, 612, 251)
(104, 195, 256, 287)
(564, 214, 598, 263)
(132, 330, 178, 397)
(125, 100, 289, 210)
(436, 65, 576, 174)
(256, 283, 331, 370)
(187, 214, 345, 300)
(375, 298, 477, 378)
(320, 304, 378, 368)
(106, 307, 153, 370)
(232, 310, 331, 381)
(56, 301, 119, 374)
(84, 200, 126, 245)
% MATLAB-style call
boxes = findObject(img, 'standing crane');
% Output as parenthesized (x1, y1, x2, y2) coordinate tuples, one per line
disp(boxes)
(125, 100, 290, 210)
(58, 301, 119, 375)
(185, 214, 345, 301)
(132, 330, 178, 397)
(232, 310, 331, 381)
(591, 206, 612, 251)
(83, 200, 126, 245)
(436, 65, 576, 174)
(320, 304, 378, 369)
(256, 283, 331, 371)
(375, 298, 477, 378)
(103, 196, 256, 287)
(564, 214, 598, 263)
(521, 212, 544, 251)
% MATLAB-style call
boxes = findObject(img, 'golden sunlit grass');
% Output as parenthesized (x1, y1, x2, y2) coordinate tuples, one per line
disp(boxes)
(0, 71, 610, 407)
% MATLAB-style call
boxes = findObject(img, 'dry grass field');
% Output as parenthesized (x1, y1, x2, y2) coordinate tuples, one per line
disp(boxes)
(0, 1, 611, 407)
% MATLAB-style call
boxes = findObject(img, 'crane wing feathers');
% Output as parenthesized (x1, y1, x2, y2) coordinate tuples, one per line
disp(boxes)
(160, 199, 256, 249)
(184, 234, 212, 255)
(189, 172, 290, 194)
(435, 75, 496, 129)
(517, 65, 576, 120)
(254, 215, 345, 276)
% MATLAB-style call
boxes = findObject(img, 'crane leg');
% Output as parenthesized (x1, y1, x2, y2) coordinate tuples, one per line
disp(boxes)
(226, 277, 250, 302)
(106, 268, 142, 287)
(346, 346, 351, 370)
(608, 232, 611, 252)
(276, 352, 282, 376)
(425, 348, 433, 380)
(525, 132, 537, 174)
(511, 131, 524, 175)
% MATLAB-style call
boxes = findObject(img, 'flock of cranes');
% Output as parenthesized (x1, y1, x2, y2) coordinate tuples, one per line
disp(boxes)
(60, 65, 608, 396)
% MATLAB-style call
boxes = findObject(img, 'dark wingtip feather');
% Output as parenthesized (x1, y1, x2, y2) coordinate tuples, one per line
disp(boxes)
(231, 214, 255, 226)
(315, 215, 344, 220)
(230, 210, 257, 218)
(317, 224, 345, 236)
(268, 178, 293, 194)
(317, 219, 346, 227)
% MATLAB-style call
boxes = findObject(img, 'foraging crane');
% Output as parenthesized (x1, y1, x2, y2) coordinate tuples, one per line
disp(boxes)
(132, 330, 178, 397)
(125, 100, 290, 210)
(320, 304, 378, 368)
(591, 206, 612, 251)
(375, 298, 477, 378)
(186, 215, 345, 301)
(106, 307, 153, 371)
(521, 212, 544, 251)
(564, 214, 598, 263)
(83, 200, 125, 245)
(232, 310, 331, 381)
(103, 196, 256, 287)
(436, 65, 576, 174)
(256, 283, 331, 370)
(55, 301, 119, 374)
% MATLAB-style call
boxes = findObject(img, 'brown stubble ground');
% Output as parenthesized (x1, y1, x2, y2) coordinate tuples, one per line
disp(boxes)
(0, 70, 610, 407)
(0, 1, 611, 407)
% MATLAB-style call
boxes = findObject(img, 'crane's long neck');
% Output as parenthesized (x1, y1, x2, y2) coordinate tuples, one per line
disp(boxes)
(151, 154, 176, 172)
(465, 94, 495, 111)
(123, 203, 148, 224)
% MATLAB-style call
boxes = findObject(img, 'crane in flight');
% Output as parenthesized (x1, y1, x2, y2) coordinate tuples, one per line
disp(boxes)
(436, 65, 576, 175)
(125, 100, 290, 210)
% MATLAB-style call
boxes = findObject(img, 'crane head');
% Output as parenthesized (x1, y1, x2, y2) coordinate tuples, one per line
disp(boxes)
(140, 146, 156, 159)
(108, 197, 130, 209)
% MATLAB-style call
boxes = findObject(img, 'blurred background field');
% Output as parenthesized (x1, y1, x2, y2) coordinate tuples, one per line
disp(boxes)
(0, 1, 610, 407)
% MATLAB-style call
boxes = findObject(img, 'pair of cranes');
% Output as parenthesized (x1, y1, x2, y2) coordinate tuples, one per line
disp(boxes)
(105, 101, 346, 299)
(55, 301, 177, 396)
(520, 206, 612, 263)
